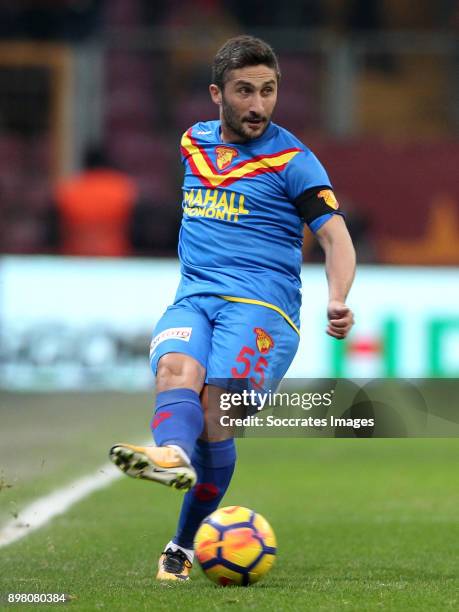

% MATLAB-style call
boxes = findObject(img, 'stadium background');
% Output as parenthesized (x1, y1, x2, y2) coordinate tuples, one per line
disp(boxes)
(1, 2, 458, 610)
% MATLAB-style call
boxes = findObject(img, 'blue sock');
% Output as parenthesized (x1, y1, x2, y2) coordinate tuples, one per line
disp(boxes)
(173, 438, 236, 549)
(151, 389, 204, 459)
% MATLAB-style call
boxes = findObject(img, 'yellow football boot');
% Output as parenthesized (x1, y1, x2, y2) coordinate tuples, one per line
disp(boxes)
(109, 444, 196, 491)
(156, 548, 192, 581)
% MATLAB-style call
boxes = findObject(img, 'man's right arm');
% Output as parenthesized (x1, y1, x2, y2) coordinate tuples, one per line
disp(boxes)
(315, 215, 356, 339)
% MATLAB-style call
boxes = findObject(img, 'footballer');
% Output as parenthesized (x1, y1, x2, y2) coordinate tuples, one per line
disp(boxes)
(110, 35, 356, 581)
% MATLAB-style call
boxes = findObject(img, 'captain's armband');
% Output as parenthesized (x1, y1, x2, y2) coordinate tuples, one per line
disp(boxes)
(293, 186, 344, 232)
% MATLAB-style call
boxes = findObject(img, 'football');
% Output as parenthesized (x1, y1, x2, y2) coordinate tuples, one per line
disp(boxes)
(194, 505, 277, 586)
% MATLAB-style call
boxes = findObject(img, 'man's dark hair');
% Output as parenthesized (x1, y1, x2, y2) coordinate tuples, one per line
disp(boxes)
(212, 35, 281, 90)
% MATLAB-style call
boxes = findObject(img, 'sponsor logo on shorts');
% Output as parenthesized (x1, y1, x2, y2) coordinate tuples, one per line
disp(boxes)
(149, 327, 192, 357)
(253, 327, 274, 354)
(317, 189, 339, 210)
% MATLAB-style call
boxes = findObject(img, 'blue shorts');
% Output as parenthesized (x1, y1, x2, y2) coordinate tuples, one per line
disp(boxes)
(149, 295, 299, 391)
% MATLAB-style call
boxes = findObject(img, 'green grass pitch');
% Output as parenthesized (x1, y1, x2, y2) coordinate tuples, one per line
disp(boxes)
(0, 392, 458, 611)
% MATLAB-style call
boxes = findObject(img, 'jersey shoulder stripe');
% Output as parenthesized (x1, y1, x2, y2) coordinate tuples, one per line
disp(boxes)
(180, 128, 301, 189)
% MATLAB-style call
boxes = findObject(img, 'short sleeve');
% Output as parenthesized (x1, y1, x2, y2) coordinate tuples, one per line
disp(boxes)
(284, 149, 332, 201)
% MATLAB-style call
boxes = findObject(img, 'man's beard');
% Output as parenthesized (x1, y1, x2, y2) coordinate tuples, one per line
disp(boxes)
(221, 96, 271, 141)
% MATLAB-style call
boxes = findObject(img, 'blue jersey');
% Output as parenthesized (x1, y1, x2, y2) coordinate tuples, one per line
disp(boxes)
(175, 120, 339, 331)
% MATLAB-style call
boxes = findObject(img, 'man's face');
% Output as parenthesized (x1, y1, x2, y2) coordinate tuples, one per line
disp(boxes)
(209, 65, 278, 142)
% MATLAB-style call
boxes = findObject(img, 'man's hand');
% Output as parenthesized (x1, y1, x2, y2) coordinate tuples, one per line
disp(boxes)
(326, 300, 354, 339)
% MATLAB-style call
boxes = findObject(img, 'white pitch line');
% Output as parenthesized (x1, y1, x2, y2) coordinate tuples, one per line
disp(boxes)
(0, 462, 122, 549)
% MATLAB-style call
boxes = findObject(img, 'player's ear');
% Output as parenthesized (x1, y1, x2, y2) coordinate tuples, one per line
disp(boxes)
(209, 84, 222, 106)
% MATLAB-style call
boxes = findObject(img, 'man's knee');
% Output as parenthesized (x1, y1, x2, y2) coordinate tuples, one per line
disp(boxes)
(156, 353, 205, 394)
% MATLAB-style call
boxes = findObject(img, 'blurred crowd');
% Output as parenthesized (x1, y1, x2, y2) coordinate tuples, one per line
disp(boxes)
(0, 1, 458, 263)
(0, 1, 457, 40)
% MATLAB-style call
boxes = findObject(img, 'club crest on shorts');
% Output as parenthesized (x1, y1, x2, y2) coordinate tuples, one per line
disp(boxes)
(317, 189, 339, 210)
(215, 146, 238, 170)
(253, 327, 274, 354)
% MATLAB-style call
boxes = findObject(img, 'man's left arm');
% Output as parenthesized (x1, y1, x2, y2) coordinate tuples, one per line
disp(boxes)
(315, 215, 356, 339)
